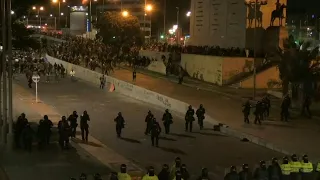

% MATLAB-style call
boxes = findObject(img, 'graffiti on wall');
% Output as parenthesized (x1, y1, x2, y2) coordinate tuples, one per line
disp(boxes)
(157, 95, 171, 108)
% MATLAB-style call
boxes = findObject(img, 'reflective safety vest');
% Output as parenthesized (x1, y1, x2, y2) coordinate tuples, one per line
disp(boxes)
(281, 164, 291, 175)
(316, 163, 320, 172)
(118, 173, 132, 180)
(142, 175, 159, 180)
(301, 162, 313, 173)
(290, 161, 302, 173)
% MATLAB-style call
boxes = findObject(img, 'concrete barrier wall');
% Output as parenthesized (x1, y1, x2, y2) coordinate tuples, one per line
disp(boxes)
(139, 50, 170, 61)
(46, 54, 220, 126)
(146, 61, 167, 75)
(181, 54, 223, 85)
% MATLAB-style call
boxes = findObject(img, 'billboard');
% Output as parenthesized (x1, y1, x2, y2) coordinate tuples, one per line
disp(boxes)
(70, 11, 87, 35)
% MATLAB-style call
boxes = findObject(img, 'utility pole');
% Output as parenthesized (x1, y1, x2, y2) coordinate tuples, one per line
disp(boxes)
(253, 0, 257, 100)
(7, 0, 13, 149)
(163, 0, 166, 36)
(1, 0, 6, 144)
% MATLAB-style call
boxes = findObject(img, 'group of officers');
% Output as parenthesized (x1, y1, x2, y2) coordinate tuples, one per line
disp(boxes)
(142, 104, 205, 147)
(71, 157, 210, 180)
(14, 111, 91, 151)
(225, 154, 320, 180)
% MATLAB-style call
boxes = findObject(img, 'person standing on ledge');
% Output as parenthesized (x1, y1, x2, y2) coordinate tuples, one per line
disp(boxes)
(132, 68, 137, 82)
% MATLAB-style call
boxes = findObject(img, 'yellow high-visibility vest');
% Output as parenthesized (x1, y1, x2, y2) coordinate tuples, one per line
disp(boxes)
(290, 161, 302, 173)
(142, 175, 159, 180)
(118, 173, 132, 180)
(316, 162, 320, 172)
(281, 164, 291, 175)
(301, 162, 313, 173)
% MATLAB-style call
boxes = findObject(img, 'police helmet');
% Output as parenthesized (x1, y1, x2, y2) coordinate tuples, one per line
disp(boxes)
(181, 164, 187, 169)
(165, 109, 169, 112)
(242, 164, 249, 170)
(148, 166, 155, 175)
(291, 154, 298, 161)
(200, 104, 203, 108)
(21, 113, 26, 117)
(148, 110, 152, 114)
(230, 166, 237, 172)
(303, 154, 308, 160)
(188, 105, 192, 109)
(260, 161, 266, 166)
(79, 173, 87, 180)
(83, 110, 87, 114)
(62, 116, 66, 120)
(175, 157, 181, 162)
(272, 157, 278, 164)
(120, 164, 127, 170)
(175, 170, 182, 176)
(162, 164, 169, 170)
(93, 173, 102, 180)
(73, 111, 77, 114)
(118, 112, 122, 116)
(44, 115, 48, 120)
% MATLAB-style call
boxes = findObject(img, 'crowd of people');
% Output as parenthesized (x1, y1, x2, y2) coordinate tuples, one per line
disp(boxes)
(142, 43, 263, 58)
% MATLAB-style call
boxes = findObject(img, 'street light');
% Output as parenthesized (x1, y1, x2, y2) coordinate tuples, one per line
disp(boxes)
(122, 10, 128, 17)
(52, 0, 66, 30)
(10, 11, 14, 15)
(145, 4, 153, 12)
(32, 6, 44, 27)
(186, 11, 191, 17)
(60, 12, 68, 28)
(144, 4, 153, 39)
(50, 14, 57, 30)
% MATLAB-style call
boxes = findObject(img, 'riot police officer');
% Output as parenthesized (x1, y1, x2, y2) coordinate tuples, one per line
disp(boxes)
(15, 113, 29, 148)
(42, 115, 53, 144)
(150, 118, 161, 147)
(110, 172, 119, 180)
(238, 164, 252, 180)
(170, 157, 182, 180)
(118, 164, 131, 180)
(114, 112, 125, 137)
(196, 168, 210, 180)
(253, 161, 268, 180)
(68, 111, 78, 138)
(242, 100, 251, 124)
(254, 101, 262, 125)
(268, 157, 281, 180)
(94, 173, 102, 180)
(79, 173, 87, 180)
(158, 164, 170, 180)
(162, 109, 173, 134)
(174, 170, 183, 180)
(22, 123, 34, 152)
(262, 95, 271, 118)
(180, 164, 190, 180)
(196, 104, 206, 130)
(185, 105, 195, 132)
(301, 155, 313, 180)
(80, 110, 90, 142)
(145, 111, 154, 135)
(224, 166, 239, 180)
(290, 154, 302, 180)
(142, 166, 159, 180)
(280, 157, 291, 180)
(58, 116, 71, 149)
(281, 95, 291, 122)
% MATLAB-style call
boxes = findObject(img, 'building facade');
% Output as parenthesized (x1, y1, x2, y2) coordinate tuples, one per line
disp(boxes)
(188, 0, 287, 49)
(97, 0, 151, 39)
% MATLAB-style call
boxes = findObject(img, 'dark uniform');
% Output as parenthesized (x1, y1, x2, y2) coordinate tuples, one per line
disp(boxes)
(80, 111, 90, 142)
(162, 109, 173, 134)
(100, 75, 106, 89)
(254, 101, 262, 125)
(281, 95, 291, 122)
(185, 105, 195, 132)
(68, 111, 78, 138)
(253, 161, 268, 180)
(150, 119, 161, 147)
(224, 166, 239, 180)
(301, 96, 312, 118)
(238, 164, 252, 180)
(22, 123, 34, 152)
(58, 116, 71, 149)
(262, 96, 271, 118)
(114, 112, 125, 137)
(196, 104, 206, 130)
(301, 155, 313, 180)
(268, 158, 281, 180)
(132, 69, 136, 82)
(15, 113, 29, 148)
(145, 111, 154, 135)
(196, 168, 210, 180)
(242, 100, 251, 124)
(158, 164, 170, 180)
(42, 115, 53, 145)
(181, 164, 190, 180)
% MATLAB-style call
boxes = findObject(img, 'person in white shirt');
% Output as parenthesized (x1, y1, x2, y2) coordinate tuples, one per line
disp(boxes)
(70, 69, 75, 81)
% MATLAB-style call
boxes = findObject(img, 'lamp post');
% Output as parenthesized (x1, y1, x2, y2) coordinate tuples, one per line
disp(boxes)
(121, 10, 128, 17)
(52, 0, 66, 30)
(50, 14, 57, 30)
(60, 12, 68, 28)
(145, 4, 153, 39)
(32, 6, 44, 27)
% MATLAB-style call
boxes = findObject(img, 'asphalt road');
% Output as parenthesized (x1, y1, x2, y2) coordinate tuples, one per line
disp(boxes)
(13, 75, 282, 179)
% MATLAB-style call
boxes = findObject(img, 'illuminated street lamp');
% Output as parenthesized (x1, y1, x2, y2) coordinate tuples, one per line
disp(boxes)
(52, 0, 66, 29)
(50, 14, 57, 30)
(122, 10, 128, 17)
(32, 6, 44, 27)
(186, 11, 191, 17)
(145, 4, 153, 12)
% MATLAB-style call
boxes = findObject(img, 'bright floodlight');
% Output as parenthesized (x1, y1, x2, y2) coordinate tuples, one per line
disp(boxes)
(61, 12, 64, 16)
(52, 0, 58, 3)
(186, 11, 191, 17)
(145, 4, 153, 12)
(11, 11, 14, 15)
(122, 11, 128, 17)
(50, 14, 53, 17)
(32, 6, 36, 10)
(63, 0, 66, 2)
(40, 7, 44, 11)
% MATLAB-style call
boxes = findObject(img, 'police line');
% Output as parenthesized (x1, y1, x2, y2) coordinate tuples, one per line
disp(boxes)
(45, 54, 297, 158)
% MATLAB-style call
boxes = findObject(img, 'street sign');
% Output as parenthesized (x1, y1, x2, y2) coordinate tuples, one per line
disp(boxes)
(32, 75, 40, 102)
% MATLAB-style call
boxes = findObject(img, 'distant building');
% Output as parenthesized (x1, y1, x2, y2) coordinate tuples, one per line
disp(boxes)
(96, 0, 151, 39)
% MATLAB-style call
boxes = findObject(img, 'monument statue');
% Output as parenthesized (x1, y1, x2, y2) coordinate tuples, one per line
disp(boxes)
(245, 0, 268, 28)
(270, 0, 286, 26)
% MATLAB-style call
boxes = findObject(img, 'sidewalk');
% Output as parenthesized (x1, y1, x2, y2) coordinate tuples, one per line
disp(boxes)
(108, 68, 320, 161)
(0, 83, 143, 180)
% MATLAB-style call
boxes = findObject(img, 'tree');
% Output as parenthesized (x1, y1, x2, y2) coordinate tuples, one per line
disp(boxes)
(275, 35, 320, 98)
(96, 11, 144, 55)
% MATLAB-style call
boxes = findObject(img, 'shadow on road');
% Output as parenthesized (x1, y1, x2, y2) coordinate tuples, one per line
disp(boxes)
(262, 122, 295, 128)
(159, 147, 187, 155)
(72, 138, 103, 147)
(170, 133, 196, 139)
(192, 131, 227, 137)
(120, 137, 141, 144)
(159, 136, 177, 141)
